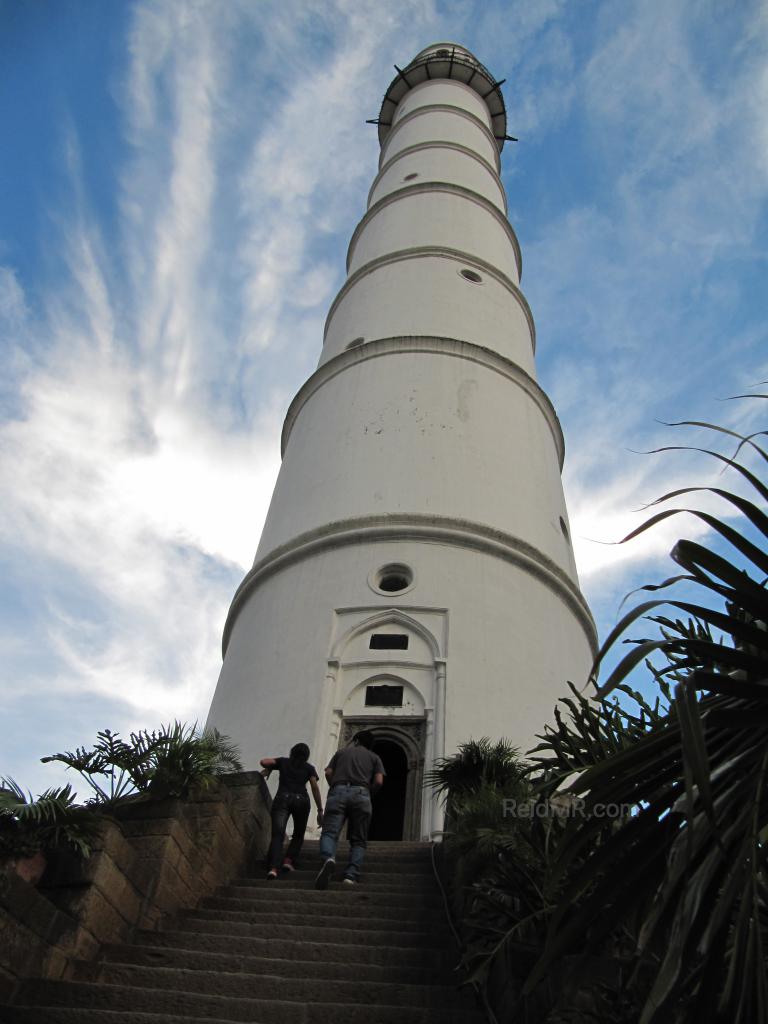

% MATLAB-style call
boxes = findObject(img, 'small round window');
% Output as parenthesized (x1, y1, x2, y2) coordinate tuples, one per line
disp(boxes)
(459, 268, 483, 284)
(370, 563, 414, 596)
(346, 336, 365, 349)
(559, 516, 570, 541)
(403, 172, 419, 181)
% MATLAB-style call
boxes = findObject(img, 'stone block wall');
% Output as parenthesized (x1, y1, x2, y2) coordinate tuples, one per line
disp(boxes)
(0, 869, 79, 1002)
(0, 771, 270, 999)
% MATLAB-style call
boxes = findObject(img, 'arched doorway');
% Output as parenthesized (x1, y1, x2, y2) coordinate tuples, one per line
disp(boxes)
(370, 738, 408, 840)
(338, 718, 425, 840)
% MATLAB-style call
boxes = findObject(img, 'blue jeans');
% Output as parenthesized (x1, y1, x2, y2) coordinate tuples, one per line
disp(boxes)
(268, 791, 310, 870)
(319, 784, 372, 881)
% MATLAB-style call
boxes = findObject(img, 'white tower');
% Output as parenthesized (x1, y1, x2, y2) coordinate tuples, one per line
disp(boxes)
(207, 44, 597, 840)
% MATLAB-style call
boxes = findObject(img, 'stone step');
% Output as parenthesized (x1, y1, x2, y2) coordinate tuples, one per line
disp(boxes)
(73, 962, 464, 1010)
(13, 980, 484, 1023)
(0, 1011, 247, 1024)
(216, 883, 443, 911)
(249, 866, 434, 883)
(301, 841, 432, 852)
(136, 929, 450, 970)
(275, 841, 433, 855)
(231, 874, 434, 892)
(255, 858, 434, 875)
(274, 850, 433, 866)
(173, 913, 449, 949)
(193, 900, 446, 933)
(0, 835, 468, 1023)
(201, 892, 441, 923)
(100, 943, 460, 987)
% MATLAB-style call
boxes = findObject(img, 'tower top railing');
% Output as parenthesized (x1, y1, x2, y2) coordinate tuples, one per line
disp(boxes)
(374, 43, 509, 152)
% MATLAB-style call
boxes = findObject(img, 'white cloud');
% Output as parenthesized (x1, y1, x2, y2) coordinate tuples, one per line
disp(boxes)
(0, 5, 281, 786)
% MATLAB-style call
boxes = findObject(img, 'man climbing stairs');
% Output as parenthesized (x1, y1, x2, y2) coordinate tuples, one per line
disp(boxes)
(0, 840, 485, 1023)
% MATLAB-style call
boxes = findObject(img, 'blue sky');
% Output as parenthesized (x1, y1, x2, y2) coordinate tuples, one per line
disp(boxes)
(1, 0, 766, 798)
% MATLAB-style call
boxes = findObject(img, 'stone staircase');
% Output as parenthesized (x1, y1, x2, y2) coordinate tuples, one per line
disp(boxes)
(0, 840, 485, 1023)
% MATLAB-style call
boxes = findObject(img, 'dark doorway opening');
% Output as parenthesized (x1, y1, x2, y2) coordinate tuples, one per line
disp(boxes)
(370, 738, 408, 840)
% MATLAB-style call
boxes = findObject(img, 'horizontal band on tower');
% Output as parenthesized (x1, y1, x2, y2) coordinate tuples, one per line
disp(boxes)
(323, 247, 535, 352)
(378, 103, 501, 172)
(369, 140, 508, 214)
(222, 513, 598, 658)
(347, 181, 522, 279)
(283, 335, 557, 460)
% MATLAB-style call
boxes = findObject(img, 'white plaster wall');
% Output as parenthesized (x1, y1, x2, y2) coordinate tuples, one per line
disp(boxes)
(321, 257, 534, 373)
(208, 540, 594, 779)
(393, 79, 492, 128)
(381, 110, 499, 170)
(258, 350, 576, 579)
(370, 147, 505, 211)
(348, 191, 519, 282)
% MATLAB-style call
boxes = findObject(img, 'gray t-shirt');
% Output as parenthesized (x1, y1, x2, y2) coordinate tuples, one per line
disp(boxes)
(327, 744, 386, 789)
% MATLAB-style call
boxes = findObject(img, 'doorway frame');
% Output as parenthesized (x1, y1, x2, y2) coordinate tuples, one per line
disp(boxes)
(339, 716, 425, 841)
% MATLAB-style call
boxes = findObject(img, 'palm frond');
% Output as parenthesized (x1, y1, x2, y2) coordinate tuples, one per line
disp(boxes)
(523, 410, 768, 1023)
(0, 777, 102, 858)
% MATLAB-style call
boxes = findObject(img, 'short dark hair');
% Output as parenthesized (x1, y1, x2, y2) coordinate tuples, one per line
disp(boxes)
(353, 730, 374, 750)
(289, 742, 310, 763)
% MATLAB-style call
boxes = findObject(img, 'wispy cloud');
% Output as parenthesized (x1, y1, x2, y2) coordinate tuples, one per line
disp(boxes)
(519, 1, 768, 591)
(0, 0, 447, 794)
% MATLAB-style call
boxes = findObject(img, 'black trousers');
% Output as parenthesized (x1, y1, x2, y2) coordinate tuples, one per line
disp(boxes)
(268, 791, 311, 869)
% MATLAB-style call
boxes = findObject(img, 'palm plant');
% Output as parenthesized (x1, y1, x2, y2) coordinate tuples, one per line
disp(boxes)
(425, 737, 528, 800)
(523, 414, 768, 1023)
(41, 728, 156, 805)
(142, 722, 243, 799)
(426, 737, 531, 874)
(530, 678, 672, 794)
(42, 722, 243, 804)
(0, 778, 102, 860)
(449, 683, 668, 1019)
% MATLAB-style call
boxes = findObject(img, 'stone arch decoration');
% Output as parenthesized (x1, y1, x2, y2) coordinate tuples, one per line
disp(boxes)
(330, 608, 443, 661)
(344, 672, 426, 717)
(311, 606, 447, 840)
(340, 716, 426, 841)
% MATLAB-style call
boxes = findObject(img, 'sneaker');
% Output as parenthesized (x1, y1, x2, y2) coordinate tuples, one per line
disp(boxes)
(342, 877, 357, 886)
(314, 858, 335, 890)
(281, 858, 295, 873)
(266, 869, 278, 881)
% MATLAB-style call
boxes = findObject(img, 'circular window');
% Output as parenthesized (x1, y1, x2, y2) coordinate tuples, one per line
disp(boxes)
(403, 172, 419, 181)
(459, 268, 483, 284)
(346, 336, 365, 349)
(559, 516, 570, 540)
(370, 563, 414, 596)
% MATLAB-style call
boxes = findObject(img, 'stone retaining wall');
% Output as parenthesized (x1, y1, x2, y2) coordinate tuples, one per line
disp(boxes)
(0, 771, 270, 1001)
